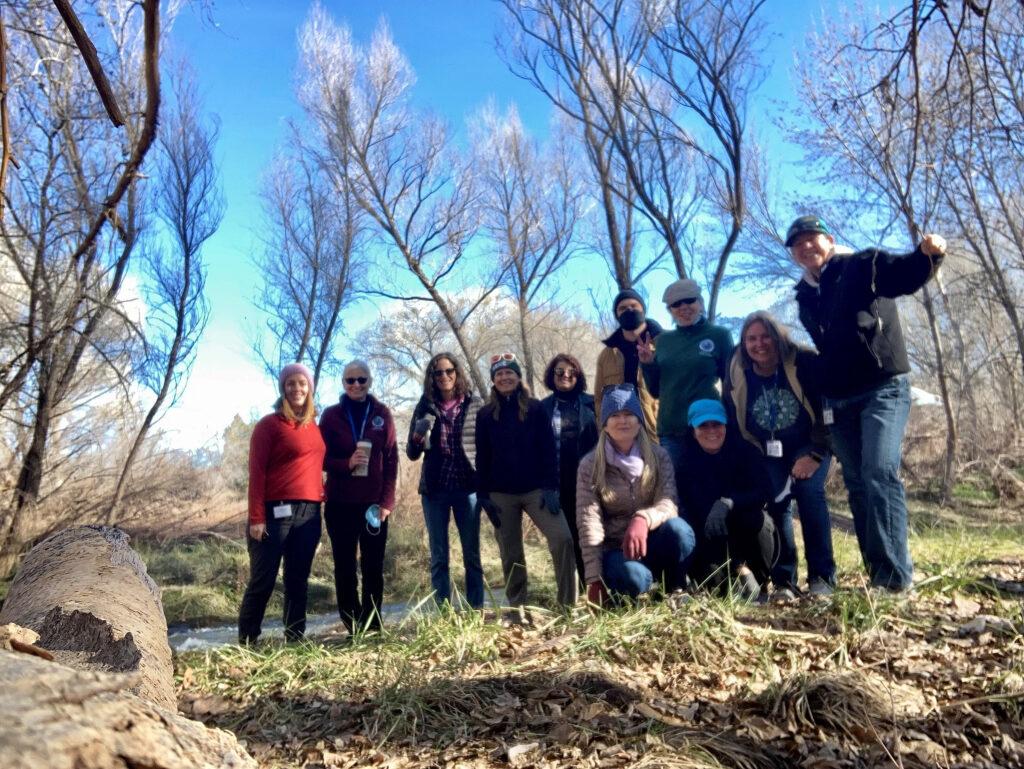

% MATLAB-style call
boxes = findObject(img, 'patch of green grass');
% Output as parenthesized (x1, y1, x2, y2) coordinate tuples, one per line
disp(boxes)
(952, 479, 998, 503)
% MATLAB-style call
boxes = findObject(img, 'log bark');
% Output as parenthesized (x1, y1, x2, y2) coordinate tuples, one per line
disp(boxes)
(0, 526, 175, 710)
(0, 647, 256, 769)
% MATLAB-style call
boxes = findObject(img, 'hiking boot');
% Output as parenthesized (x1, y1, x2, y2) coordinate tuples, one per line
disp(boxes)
(770, 586, 798, 604)
(734, 569, 761, 603)
(807, 577, 835, 597)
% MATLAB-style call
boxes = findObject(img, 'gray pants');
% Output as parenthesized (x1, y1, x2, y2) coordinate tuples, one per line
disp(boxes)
(491, 489, 579, 607)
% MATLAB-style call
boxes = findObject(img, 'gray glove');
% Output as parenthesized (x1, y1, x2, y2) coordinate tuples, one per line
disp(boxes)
(704, 498, 731, 538)
(541, 489, 562, 516)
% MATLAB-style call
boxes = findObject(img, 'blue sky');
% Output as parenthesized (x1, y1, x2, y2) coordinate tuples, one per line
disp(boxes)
(159, 0, 829, 450)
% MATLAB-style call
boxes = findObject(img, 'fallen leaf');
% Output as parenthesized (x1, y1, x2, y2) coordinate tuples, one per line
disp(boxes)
(507, 742, 540, 766)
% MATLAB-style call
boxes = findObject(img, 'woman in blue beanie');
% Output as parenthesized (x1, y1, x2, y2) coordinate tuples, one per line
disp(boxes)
(575, 384, 695, 605)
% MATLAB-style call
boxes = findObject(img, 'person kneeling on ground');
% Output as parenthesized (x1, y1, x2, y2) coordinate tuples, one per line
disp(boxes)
(675, 399, 776, 601)
(576, 384, 696, 605)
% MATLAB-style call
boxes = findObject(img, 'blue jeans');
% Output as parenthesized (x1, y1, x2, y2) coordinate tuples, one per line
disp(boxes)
(421, 490, 484, 608)
(764, 456, 836, 589)
(827, 375, 913, 590)
(601, 518, 696, 599)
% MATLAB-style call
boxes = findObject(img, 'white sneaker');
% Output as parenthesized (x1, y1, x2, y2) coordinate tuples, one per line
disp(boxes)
(807, 578, 834, 597)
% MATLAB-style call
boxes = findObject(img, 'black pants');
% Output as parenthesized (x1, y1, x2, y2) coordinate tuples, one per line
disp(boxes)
(238, 501, 321, 643)
(324, 501, 388, 632)
(687, 505, 778, 591)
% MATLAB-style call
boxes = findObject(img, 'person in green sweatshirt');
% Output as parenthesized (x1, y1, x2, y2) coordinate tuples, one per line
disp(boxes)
(639, 279, 733, 479)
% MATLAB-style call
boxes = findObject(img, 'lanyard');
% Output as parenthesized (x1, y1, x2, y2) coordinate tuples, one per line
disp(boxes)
(345, 401, 371, 442)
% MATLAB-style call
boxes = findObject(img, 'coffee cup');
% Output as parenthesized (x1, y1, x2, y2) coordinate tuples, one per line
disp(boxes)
(353, 440, 372, 477)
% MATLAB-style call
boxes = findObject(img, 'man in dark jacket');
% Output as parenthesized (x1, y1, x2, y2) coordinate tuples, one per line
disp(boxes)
(787, 215, 947, 592)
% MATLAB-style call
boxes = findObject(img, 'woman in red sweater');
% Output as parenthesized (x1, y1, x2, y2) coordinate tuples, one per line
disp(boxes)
(238, 363, 326, 645)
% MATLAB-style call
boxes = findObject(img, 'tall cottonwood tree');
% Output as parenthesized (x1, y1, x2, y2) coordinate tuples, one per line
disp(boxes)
(500, 0, 766, 316)
(297, 6, 498, 394)
(253, 131, 364, 386)
(470, 104, 583, 390)
(107, 73, 221, 524)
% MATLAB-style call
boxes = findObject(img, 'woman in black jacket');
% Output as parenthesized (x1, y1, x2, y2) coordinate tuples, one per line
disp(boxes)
(725, 311, 836, 600)
(540, 353, 599, 584)
(406, 353, 483, 609)
(476, 353, 578, 608)
(675, 399, 776, 601)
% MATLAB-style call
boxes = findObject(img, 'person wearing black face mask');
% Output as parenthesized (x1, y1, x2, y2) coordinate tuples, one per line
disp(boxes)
(594, 289, 663, 442)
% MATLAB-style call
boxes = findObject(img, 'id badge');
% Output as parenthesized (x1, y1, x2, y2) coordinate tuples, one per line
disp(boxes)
(823, 407, 834, 426)
(272, 504, 293, 520)
(766, 440, 783, 458)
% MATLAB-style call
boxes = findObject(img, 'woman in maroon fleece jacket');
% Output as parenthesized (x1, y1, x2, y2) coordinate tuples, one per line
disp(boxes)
(319, 359, 398, 632)
(238, 363, 325, 645)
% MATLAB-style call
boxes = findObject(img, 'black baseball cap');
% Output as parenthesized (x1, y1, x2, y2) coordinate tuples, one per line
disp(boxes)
(785, 216, 832, 247)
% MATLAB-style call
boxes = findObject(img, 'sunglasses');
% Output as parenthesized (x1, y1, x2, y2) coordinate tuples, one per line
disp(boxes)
(432, 367, 456, 378)
(554, 368, 577, 378)
(490, 352, 517, 363)
(344, 376, 368, 385)
(669, 297, 699, 308)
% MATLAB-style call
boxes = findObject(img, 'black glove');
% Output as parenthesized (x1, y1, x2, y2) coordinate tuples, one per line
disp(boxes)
(704, 498, 731, 538)
(475, 494, 501, 530)
(541, 489, 561, 516)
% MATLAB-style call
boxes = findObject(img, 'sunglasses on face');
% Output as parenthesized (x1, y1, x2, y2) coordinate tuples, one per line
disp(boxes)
(554, 368, 577, 378)
(344, 377, 368, 385)
(490, 352, 517, 364)
(433, 367, 456, 378)
(669, 297, 699, 308)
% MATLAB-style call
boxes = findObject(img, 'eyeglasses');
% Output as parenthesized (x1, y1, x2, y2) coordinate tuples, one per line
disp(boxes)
(344, 376, 368, 385)
(554, 368, 577, 378)
(432, 367, 456, 378)
(669, 297, 699, 308)
(490, 352, 517, 364)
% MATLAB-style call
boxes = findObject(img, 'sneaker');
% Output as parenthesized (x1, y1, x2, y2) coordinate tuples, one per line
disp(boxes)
(807, 578, 834, 597)
(770, 587, 798, 604)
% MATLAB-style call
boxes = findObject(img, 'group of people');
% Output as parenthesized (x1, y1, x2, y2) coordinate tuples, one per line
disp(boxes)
(239, 215, 947, 643)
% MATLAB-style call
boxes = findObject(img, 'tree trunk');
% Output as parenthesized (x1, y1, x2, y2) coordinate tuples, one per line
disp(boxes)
(0, 647, 256, 769)
(518, 295, 536, 393)
(0, 526, 175, 710)
(918, 285, 958, 500)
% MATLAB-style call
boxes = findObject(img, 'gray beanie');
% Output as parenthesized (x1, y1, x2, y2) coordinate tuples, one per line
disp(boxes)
(663, 279, 702, 306)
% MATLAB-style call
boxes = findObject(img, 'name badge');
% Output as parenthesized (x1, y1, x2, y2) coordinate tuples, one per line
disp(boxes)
(823, 407, 834, 426)
(766, 440, 783, 458)
(273, 504, 293, 520)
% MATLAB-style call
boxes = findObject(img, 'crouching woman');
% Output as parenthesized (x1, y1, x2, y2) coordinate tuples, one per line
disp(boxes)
(576, 384, 696, 604)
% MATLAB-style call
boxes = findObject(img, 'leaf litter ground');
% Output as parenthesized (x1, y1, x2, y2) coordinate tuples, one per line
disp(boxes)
(176, 550, 1024, 769)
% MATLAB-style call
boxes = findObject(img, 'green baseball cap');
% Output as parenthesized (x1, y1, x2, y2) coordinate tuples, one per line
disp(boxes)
(785, 216, 831, 247)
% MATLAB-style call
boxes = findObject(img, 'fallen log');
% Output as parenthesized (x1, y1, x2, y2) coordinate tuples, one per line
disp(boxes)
(0, 525, 175, 709)
(0, 647, 256, 769)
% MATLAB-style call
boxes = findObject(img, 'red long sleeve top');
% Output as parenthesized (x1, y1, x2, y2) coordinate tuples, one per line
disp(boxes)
(247, 413, 326, 525)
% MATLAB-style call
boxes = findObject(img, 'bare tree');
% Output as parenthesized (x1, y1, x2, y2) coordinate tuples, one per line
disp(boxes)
(297, 7, 499, 394)
(252, 130, 364, 385)
(500, 0, 656, 288)
(470, 104, 583, 390)
(0, 0, 161, 562)
(106, 72, 221, 525)
(499, 0, 766, 315)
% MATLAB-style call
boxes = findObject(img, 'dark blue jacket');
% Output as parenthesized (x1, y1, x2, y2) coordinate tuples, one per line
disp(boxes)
(795, 245, 941, 398)
(475, 394, 558, 495)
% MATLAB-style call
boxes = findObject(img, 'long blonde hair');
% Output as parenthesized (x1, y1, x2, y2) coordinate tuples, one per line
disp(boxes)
(591, 425, 660, 507)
